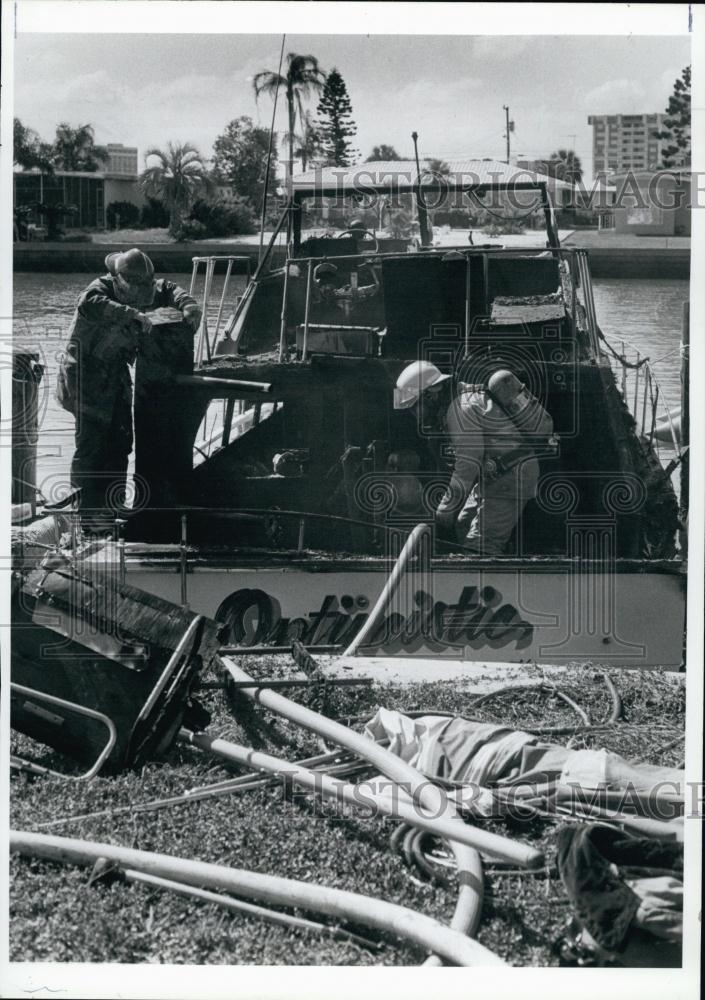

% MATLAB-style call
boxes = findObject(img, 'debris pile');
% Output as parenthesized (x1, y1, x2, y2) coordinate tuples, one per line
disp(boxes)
(10, 610, 685, 965)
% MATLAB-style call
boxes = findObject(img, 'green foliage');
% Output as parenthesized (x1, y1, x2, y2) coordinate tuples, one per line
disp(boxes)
(13, 118, 54, 172)
(423, 158, 451, 178)
(387, 207, 413, 238)
(187, 197, 257, 238)
(140, 142, 213, 234)
(543, 150, 583, 185)
(315, 68, 359, 167)
(140, 197, 169, 228)
(654, 65, 691, 168)
(51, 123, 108, 172)
(106, 200, 140, 230)
(14, 119, 108, 174)
(366, 144, 403, 162)
(285, 110, 324, 172)
(212, 116, 278, 211)
(34, 202, 78, 240)
(171, 218, 208, 242)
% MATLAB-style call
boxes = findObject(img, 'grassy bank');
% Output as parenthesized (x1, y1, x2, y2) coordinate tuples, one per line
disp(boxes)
(10, 660, 685, 966)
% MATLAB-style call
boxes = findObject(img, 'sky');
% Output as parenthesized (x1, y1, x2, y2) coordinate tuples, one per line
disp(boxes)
(13, 30, 692, 182)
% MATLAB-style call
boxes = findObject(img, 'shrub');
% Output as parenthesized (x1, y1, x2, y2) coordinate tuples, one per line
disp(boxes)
(140, 197, 170, 228)
(188, 198, 257, 237)
(106, 200, 141, 229)
(172, 219, 208, 242)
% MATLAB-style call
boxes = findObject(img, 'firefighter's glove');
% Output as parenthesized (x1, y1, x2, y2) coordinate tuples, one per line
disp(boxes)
(435, 507, 456, 532)
(183, 304, 202, 331)
(134, 312, 153, 335)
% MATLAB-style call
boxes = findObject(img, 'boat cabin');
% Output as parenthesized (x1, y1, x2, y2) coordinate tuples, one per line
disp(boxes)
(128, 175, 678, 561)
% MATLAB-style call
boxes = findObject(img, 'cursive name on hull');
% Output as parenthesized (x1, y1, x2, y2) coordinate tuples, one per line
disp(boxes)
(215, 585, 534, 654)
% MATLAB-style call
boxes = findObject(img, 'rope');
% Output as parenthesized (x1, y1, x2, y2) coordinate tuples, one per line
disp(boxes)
(598, 328, 649, 369)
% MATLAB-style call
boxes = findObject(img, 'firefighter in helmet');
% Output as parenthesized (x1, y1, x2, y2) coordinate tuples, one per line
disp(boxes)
(393, 361, 553, 554)
(57, 249, 201, 531)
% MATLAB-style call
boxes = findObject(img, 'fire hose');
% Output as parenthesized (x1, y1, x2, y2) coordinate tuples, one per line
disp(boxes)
(181, 729, 542, 867)
(10, 831, 505, 967)
(221, 655, 497, 965)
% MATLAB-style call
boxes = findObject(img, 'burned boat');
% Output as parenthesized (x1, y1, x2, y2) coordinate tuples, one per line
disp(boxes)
(13, 167, 686, 668)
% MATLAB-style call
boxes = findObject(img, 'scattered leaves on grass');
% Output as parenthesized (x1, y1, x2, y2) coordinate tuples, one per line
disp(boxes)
(10, 661, 685, 965)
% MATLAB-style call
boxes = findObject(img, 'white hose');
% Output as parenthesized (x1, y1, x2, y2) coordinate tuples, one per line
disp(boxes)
(221, 655, 486, 963)
(184, 730, 541, 867)
(10, 831, 505, 967)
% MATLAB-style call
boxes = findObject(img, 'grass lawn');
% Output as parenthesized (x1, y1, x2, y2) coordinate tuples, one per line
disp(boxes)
(10, 659, 685, 966)
(91, 228, 173, 244)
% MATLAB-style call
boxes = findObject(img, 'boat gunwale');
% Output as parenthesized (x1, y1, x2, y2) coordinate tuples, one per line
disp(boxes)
(114, 545, 685, 576)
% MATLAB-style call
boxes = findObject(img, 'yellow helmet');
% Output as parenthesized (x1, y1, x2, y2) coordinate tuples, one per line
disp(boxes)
(393, 361, 450, 410)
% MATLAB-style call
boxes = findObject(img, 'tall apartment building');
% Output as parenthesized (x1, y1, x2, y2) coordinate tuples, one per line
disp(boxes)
(588, 114, 667, 178)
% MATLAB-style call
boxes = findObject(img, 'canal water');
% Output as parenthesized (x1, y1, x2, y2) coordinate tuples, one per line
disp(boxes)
(12, 272, 687, 504)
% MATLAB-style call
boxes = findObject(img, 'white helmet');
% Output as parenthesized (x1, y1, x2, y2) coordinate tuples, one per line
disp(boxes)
(393, 361, 450, 410)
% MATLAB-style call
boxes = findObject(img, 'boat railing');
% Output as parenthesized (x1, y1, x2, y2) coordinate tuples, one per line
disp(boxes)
(607, 343, 682, 457)
(193, 399, 280, 464)
(189, 255, 253, 365)
(270, 244, 603, 363)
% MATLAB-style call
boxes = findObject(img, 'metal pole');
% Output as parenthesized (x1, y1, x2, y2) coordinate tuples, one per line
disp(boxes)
(114, 517, 126, 586)
(203, 258, 216, 363)
(180, 514, 189, 609)
(632, 351, 640, 419)
(213, 258, 233, 343)
(278, 260, 291, 363)
(185, 730, 540, 866)
(221, 398, 235, 448)
(640, 367, 650, 436)
(188, 257, 199, 297)
(503, 105, 511, 163)
(411, 132, 430, 247)
(569, 252, 577, 343)
(195, 259, 214, 366)
(680, 300, 689, 526)
(649, 384, 659, 448)
(302, 259, 313, 361)
(464, 253, 472, 355)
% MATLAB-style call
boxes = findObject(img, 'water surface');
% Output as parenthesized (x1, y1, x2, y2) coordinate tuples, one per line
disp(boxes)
(13, 272, 688, 500)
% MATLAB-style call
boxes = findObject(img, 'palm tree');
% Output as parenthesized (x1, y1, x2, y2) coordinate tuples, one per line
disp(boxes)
(140, 142, 212, 234)
(284, 110, 323, 172)
(545, 149, 583, 185)
(52, 123, 108, 172)
(253, 53, 326, 194)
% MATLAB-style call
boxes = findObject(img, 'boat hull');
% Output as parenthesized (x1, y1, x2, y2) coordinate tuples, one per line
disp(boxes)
(84, 546, 686, 670)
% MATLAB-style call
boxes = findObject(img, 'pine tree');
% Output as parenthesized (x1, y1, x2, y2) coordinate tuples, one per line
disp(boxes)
(654, 65, 691, 168)
(315, 68, 359, 167)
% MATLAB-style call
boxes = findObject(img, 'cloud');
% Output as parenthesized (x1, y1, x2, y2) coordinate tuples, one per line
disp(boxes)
(583, 79, 648, 114)
(470, 36, 532, 60)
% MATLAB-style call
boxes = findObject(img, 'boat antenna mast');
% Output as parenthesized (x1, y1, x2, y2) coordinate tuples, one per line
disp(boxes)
(411, 131, 431, 247)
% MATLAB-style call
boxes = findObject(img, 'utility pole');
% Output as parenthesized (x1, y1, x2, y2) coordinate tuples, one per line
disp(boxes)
(503, 105, 514, 163)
